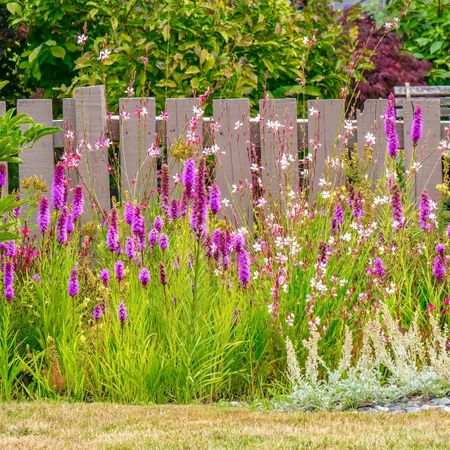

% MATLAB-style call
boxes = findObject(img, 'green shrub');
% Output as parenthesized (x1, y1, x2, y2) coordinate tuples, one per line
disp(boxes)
(374, 0, 450, 85)
(5, 0, 360, 111)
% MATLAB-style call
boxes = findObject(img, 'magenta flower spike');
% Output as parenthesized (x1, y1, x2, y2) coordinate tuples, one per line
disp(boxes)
(52, 163, 66, 210)
(208, 184, 221, 215)
(117, 302, 127, 326)
(411, 105, 423, 146)
(68, 266, 79, 297)
(38, 196, 50, 234)
(237, 249, 250, 288)
(115, 260, 125, 283)
(138, 267, 151, 288)
(71, 185, 84, 219)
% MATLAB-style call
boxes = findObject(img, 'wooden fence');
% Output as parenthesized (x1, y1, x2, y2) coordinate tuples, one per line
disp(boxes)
(1, 85, 449, 223)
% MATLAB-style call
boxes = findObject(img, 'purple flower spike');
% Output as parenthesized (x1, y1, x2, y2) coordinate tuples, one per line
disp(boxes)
(373, 258, 386, 277)
(148, 228, 159, 249)
(4, 285, 14, 302)
(208, 184, 221, 215)
(92, 304, 104, 321)
(331, 202, 344, 234)
(385, 93, 399, 159)
(446, 225, 450, 239)
(436, 243, 445, 256)
(154, 215, 163, 233)
(66, 213, 75, 234)
(5, 240, 16, 258)
(237, 249, 250, 288)
(233, 233, 245, 254)
(411, 105, 423, 146)
(182, 158, 196, 192)
(100, 268, 110, 287)
(117, 302, 127, 326)
(419, 190, 432, 231)
(115, 260, 125, 283)
(130, 206, 146, 251)
(124, 202, 134, 225)
(106, 208, 120, 252)
(0, 164, 7, 188)
(72, 185, 84, 219)
(190, 158, 207, 239)
(52, 163, 66, 210)
(159, 262, 167, 286)
(38, 196, 50, 234)
(170, 199, 179, 220)
(68, 266, 79, 297)
(159, 233, 168, 251)
(138, 267, 151, 288)
(433, 255, 446, 281)
(125, 236, 136, 259)
(57, 207, 69, 244)
(4, 261, 14, 289)
(391, 185, 405, 230)
(160, 164, 170, 214)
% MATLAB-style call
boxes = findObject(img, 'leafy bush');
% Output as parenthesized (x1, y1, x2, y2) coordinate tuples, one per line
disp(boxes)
(4, 0, 360, 110)
(374, 0, 450, 85)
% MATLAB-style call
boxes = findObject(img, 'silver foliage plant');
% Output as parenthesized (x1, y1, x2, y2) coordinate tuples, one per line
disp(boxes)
(285, 305, 450, 411)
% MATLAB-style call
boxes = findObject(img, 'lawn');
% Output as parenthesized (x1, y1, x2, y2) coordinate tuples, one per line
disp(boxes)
(0, 402, 449, 449)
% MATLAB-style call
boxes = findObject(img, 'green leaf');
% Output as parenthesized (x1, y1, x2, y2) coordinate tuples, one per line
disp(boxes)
(50, 46, 66, 59)
(430, 41, 443, 54)
(185, 66, 200, 75)
(0, 232, 19, 242)
(0, 81, 9, 91)
(163, 23, 171, 42)
(28, 44, 43, 64)
(6, 2, 22, 16)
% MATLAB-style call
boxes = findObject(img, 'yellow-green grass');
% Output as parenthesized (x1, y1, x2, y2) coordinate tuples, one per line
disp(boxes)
(0, 402, 449, 449)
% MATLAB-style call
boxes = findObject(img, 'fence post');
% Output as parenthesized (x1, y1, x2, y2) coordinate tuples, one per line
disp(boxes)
(119, 97, 157, 202)
(213, 98, 253, 229)
(16, 99, 54, 223)
(307, 99, 345, 199)
(75, 85, 110, 217)
(357, 99, 388, 184)
(259, 98, 298, 205)
(403, 99, 441, 201)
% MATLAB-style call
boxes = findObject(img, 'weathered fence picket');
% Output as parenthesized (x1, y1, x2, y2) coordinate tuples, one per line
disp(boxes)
(16, 99, 54, 219)
(403, 99, 442, 201)
(259, 98, 298, 203)
(307, 99, 346, 197)
(213, 98, 253, 227)
(75, 85, 111, 215)
(119, 97, 157, 201)
(356, 99, 388, 182)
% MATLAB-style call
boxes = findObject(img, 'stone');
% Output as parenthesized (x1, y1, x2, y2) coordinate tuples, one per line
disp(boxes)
(374, 405, 389, 412)
(430, 397, 450, 406)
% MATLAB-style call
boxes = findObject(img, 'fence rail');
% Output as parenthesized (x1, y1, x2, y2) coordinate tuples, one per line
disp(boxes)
(1, 85, 449, 224)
